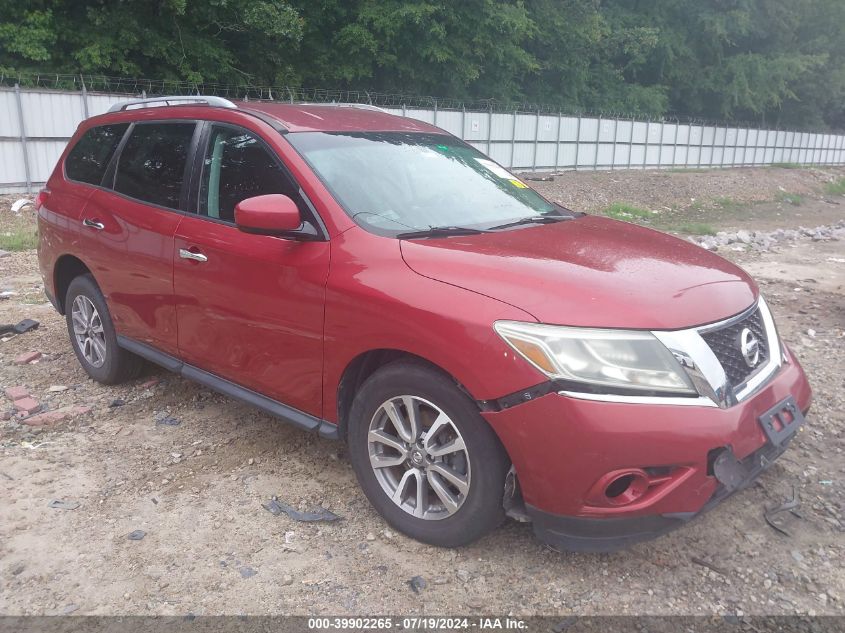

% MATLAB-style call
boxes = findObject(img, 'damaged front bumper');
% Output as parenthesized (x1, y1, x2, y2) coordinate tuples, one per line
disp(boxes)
(528, 428, 798, 552)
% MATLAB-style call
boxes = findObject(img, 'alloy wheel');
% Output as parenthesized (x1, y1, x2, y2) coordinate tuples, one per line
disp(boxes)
(71, 295, 107, 368)
(368, 395, 471, 520)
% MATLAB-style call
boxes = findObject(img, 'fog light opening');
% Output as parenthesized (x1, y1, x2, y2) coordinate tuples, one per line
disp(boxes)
(603, 471, 650, 506)
(605, 475, 635, 499)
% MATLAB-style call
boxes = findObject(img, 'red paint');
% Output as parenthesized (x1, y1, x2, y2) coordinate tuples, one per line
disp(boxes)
(38, 102, 812, 534)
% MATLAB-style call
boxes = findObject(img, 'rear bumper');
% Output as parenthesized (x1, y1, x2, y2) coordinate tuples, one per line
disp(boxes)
(482, 347, 812, 551)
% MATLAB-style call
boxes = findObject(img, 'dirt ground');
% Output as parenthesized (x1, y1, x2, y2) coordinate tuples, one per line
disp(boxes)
(1, 167, 843, 617)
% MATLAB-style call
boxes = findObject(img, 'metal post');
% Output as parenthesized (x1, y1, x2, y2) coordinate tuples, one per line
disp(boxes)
(402, 103, 407, 118)
(643, 119, 650, 169)
(697, 123, 704, 168)
(433, 99, 438, 128)
(13, 84, 32, 194)
(594, 114, 602, 170)
(553, 111, 562, 172)
(510, 109, 517, 169)
(627, 117, 635, 169)
(719, 126, 727, 168)
(610, 117, 619, 170)
(657, 119, 665, 169)
(790, 130, 797, 163)
(671, 119, 679, 167)
(80, 75, 90, 119)
(460, 106, 466, 141)
(487, 106, 493, 156)
(532, 109, 540, 172)
(574, 114, 582, 171)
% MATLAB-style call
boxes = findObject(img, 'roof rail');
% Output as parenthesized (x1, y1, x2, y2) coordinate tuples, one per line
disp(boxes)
(107, 95, 237, 113)
(298, 102, 389, 114)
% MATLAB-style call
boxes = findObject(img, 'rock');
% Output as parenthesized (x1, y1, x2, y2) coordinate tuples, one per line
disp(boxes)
(432, 576, 449, 585)
(127, 530, 146, 541)
(4, 386, 29, 401)
(239, 566, 257, 579)
(139, 379, 160, 389)
(408, 576, 427, 594)
(736, 230, 752, 244)
(366, 532, 376, 541)
(11, 564, 25, 576)
(281, 574, 294, 586)
(807, 328, 816, 338)
(14, 351, 42, 365)
(47, 385, 68, 393)
(0, 249, 10, 258)
(790, 550, 804, 563)
(13, 397, 41, 415)
(109, 398, 126, 408)
(456, 569, 471, 583)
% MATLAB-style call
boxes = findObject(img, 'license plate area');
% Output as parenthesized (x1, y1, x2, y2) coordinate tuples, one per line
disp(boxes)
(759, 396, 804, 446)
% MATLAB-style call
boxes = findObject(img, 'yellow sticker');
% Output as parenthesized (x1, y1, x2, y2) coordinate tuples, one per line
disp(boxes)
(509, 179, 528, 188)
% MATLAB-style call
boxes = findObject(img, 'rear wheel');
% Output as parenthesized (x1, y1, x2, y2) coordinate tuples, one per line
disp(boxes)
(348, 361, 509, 547)
(65, 274, 144, 384)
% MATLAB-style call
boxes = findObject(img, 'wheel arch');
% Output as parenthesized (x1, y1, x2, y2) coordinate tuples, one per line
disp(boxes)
(335, 348, 478, 441)
(53, 254, 93, 314)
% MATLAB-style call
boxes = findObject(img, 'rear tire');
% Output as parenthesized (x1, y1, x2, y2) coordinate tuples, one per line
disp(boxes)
(65, 274, 144, 385)
(348, 361, 509, 547)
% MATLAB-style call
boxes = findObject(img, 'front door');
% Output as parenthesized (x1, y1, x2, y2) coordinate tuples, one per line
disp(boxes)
(173, 124, 329, 417)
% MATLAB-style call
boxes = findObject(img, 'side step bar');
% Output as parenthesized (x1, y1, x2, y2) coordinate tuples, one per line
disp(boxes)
(117, 336, 339, 440)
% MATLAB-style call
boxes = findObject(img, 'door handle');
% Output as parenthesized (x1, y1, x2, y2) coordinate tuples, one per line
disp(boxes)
(82, 218, 105, 230)
(179, 248, 208, 263)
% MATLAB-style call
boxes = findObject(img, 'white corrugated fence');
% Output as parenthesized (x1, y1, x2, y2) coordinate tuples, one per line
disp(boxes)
(2, 85, 845, 194)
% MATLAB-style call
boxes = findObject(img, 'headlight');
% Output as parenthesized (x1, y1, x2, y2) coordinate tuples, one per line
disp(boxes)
(494, 321, 697, 395)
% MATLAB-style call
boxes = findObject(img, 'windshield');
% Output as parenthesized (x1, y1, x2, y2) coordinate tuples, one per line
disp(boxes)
(287, 132, 568, 236)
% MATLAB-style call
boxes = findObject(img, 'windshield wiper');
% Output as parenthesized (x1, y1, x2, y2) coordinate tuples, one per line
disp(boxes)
(396, 226, 487, 239)
(487, 215, 571, 231)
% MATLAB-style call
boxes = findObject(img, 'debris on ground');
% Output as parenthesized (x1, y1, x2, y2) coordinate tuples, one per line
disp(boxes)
(47, 500, 80, 510)
(154, 412, 181, 426)
(239, 566, 257, 579)
(408, 576, 427, 594)
(262, 497, 341, 522)
(13, 351, 42, 365)
(764, 486, 803, 537)
(0, 319, 39, 337)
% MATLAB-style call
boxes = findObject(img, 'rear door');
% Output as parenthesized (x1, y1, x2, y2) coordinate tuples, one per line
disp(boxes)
(80, 121, 198, 355)
(173, 123, 330, 417)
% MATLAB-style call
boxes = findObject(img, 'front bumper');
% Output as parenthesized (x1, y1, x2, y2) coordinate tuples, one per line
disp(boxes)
(482, 347, 812, 552)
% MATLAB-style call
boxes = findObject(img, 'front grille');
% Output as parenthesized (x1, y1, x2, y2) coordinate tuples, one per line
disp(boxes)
(700, 308, 769, 387)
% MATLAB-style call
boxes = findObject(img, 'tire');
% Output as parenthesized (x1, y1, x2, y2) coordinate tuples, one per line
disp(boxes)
(64, 274, 144, 385)
(348, 360, 509, 547)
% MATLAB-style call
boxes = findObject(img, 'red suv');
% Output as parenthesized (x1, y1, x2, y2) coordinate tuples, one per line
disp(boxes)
(37, 96, 811, 551)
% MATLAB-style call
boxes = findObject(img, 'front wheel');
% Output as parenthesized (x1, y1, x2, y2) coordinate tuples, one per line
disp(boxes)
(348, 361, 509, 547)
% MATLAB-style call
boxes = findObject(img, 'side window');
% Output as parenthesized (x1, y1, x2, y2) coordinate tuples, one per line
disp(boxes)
(114, 123, 196, 209)
(65, 123, 129, 185)
(199, 126, 301, 223)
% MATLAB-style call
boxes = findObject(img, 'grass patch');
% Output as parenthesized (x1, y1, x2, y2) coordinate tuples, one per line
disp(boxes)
(602, 202, 654, 222)
(825, 177, 845, 196)
(776, 191, 804, 206)
(770, 162, 803, 169)
(713, 196, 742, 212)
(675, 222, 717, 236)
(0, 225, 38, 251)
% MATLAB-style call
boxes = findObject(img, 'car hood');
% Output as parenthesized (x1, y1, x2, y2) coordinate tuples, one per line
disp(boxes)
(399, 215, 758, 329)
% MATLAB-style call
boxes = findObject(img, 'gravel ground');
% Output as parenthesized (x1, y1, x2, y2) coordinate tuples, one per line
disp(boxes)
(0, 168, 843, 617)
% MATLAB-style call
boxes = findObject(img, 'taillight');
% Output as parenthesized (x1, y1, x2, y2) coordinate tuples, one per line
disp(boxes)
(34, 188, 50, 211)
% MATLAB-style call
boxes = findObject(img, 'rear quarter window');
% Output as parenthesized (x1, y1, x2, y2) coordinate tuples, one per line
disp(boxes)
(65, 123, 129, 186)
(114, 122, 196, 209)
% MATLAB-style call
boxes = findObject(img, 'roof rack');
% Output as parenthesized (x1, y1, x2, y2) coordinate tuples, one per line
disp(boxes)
(107, 95, 237, 113)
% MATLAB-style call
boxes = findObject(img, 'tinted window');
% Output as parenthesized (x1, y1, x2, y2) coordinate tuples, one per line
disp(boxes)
(65, 124, 129, 185)
(199, 126, 299, 223)
(114, 123, 195, 208)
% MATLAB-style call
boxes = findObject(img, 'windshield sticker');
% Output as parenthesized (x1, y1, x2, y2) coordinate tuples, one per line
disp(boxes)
(474, 157, 516, 180)
(509, 179, 528, 189)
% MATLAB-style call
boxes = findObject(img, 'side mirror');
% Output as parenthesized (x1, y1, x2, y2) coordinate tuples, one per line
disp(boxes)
(234, 194, 320, 241)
